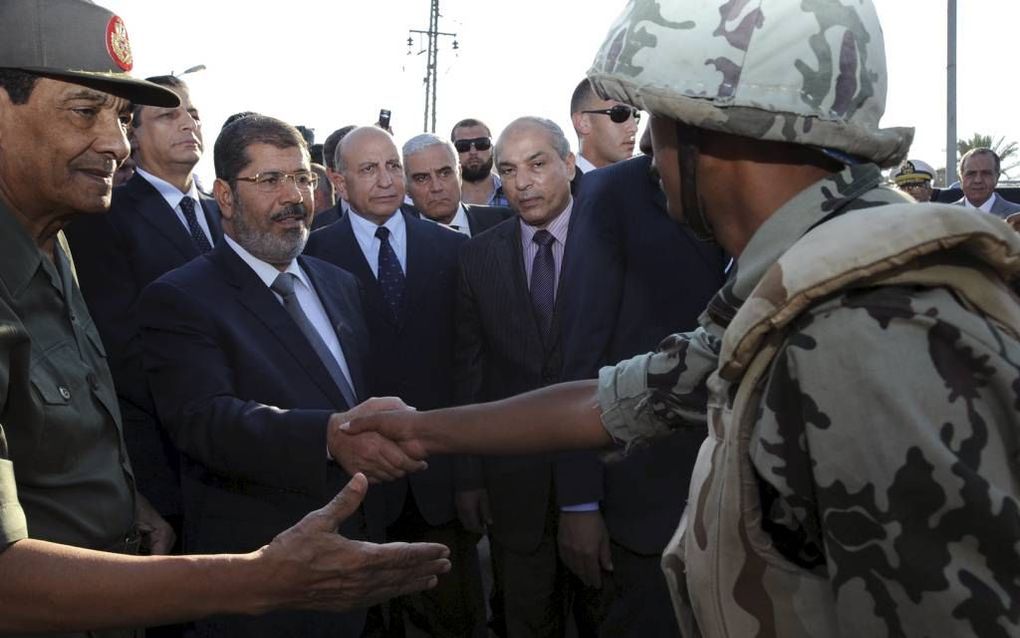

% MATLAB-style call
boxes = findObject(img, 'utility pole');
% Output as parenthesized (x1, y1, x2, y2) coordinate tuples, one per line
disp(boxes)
(946, 0, 957, 186)
(408, 0, 457, 133)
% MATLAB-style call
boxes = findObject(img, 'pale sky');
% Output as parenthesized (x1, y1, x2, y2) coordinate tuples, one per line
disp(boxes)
(102, 0, 1019, 184)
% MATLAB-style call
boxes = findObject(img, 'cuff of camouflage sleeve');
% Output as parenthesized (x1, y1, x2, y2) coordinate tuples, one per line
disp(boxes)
(597, 354, 673, 448)
(0, 460, 28, 547)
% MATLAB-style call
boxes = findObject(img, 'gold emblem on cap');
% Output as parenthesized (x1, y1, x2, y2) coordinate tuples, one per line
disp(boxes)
(106, 15, 133, 71)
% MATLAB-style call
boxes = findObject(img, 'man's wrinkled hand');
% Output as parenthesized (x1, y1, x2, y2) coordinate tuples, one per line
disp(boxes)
(558, 510, 613, 589)
(257, 473, 451, 613)
(455, 489, 492, 534)
(135, 494, 176, 555)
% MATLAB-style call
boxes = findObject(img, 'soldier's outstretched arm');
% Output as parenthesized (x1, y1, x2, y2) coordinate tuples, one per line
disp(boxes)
(0, 474, 450, 634)
(343, 325, 718, 458)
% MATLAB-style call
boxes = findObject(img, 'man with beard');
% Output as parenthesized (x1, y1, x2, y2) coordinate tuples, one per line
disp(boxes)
(452, 118, 510, 208)
(137, 115, 420, 637)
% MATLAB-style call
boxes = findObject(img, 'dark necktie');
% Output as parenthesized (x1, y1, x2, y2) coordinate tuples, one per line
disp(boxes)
(530, 229, 556, 339)
(375, 226, 405, 321)
(180, 197, 213, 253)
(271, 272, 357, 407)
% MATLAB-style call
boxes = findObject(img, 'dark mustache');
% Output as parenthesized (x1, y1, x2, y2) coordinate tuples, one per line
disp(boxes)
(271, 205, 308, 222)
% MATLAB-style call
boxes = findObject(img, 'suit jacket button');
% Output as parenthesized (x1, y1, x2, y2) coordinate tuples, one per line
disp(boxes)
(58, 386, 71, 400)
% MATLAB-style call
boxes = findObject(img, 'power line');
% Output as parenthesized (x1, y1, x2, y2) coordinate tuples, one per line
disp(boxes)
(408, 0, 457, 133)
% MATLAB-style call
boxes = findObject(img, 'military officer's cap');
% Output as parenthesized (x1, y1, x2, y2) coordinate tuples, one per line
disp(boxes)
(0, 0, 179, 107)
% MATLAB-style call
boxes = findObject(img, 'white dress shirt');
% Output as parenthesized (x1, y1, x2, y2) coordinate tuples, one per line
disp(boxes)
(447, 204, 473, 237)
(963, 192, 999, 214)
(348, 209, 408, 276)
(575, 154, 597, 174)
(222, 234, 355, 391)
(136, 166, 214, 245)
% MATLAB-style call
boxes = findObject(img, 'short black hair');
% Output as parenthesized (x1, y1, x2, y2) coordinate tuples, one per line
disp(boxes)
(450, 118, 490, 141)
(214, 114, 307, 182)
(309, 143, 324, 165)
(0, 69, 40, 104)
(132, 75, 187, 127)
(569, 78, 596, 115)
(223, 111, 259, 129)
(323, 125, 356, 172)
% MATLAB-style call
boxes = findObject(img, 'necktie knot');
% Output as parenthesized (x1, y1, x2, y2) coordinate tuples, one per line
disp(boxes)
(271, 272, 297, 297)
(533, 229, 555, 247)
(375, 225, 391, 241)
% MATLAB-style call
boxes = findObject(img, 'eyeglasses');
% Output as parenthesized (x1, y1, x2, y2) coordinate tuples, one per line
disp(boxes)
(234, 170, 318, 193)
(582, 105, 641, 123)
(899, 182, 931, 190)
(454, 137, 492, 153)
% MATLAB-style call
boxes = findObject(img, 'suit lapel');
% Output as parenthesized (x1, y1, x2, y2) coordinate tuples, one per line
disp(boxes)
(401, 214, 430, 330)
(301, 257, 368, 403)
(213, 244, 347, 408)
(496, 222, 548, 350)
(201, 195, 224, 245)
(128, 174, 203, 259)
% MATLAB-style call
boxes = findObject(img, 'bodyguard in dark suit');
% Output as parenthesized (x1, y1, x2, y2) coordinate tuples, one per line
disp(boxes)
(559, 153, 727, 637)
(63, 75, 219, 540)
(139, 116, 419, 637)
(455, 116, 601, 638)
(401, 132, 514, 238)
(305, 126, 484, 637)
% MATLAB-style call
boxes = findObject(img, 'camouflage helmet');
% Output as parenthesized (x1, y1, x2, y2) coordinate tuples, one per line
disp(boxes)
(587, 0, 913, 168)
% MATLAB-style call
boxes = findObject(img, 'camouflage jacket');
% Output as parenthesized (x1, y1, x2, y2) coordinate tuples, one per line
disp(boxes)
(597, 164, 1020, 637)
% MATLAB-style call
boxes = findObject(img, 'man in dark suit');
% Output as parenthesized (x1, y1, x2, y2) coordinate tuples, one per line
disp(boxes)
(63, 74, 220, 547)
(559, 152, 727, 636)
(304, 126, 484, 637)
(139, 116, 424, 637)
(454, 116, 603, 637)
(402, 132, 513, 237)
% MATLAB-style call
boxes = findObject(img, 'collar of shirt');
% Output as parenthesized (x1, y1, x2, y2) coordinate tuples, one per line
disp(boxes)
(964, 192, 998, 213)
(448, 204, 472, 236)
(222, 234, 312, 295)
(348, 208, 408, 274)
(135, 166, 202, 211)
(519, 197, 573, 249)
(575, 155, 597, 174)
(703, 163, 888, 329)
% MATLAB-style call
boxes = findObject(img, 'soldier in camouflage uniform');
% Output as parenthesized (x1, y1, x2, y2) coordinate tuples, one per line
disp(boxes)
(347, 1, 1020, 636)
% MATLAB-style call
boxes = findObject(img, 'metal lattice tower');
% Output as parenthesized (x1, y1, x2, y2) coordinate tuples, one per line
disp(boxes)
(408, 0, 457, 132)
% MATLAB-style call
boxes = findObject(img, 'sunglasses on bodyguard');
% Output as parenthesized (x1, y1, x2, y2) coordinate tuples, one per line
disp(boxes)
(454, 137, 492, 153)
(582, 105, 641, 123)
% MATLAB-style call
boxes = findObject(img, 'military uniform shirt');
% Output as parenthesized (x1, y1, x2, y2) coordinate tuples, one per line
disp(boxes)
(0, 201, 135, 550)
(596, 164, 1020, 636)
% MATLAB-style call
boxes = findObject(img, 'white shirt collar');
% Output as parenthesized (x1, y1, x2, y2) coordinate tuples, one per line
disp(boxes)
(448, 204, 471, 235)
(575, 155, 597, 174)
(348, 207, 406, 244)
(136, 166, 202, 209)
(965, 192, 998, 213)
(222, 234, 310, 291)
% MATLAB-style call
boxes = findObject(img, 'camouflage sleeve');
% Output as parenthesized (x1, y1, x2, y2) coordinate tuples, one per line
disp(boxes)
(597, 324, 720, 447)
(0, 301, 29, 549)
(752, 285, 1020, 637)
